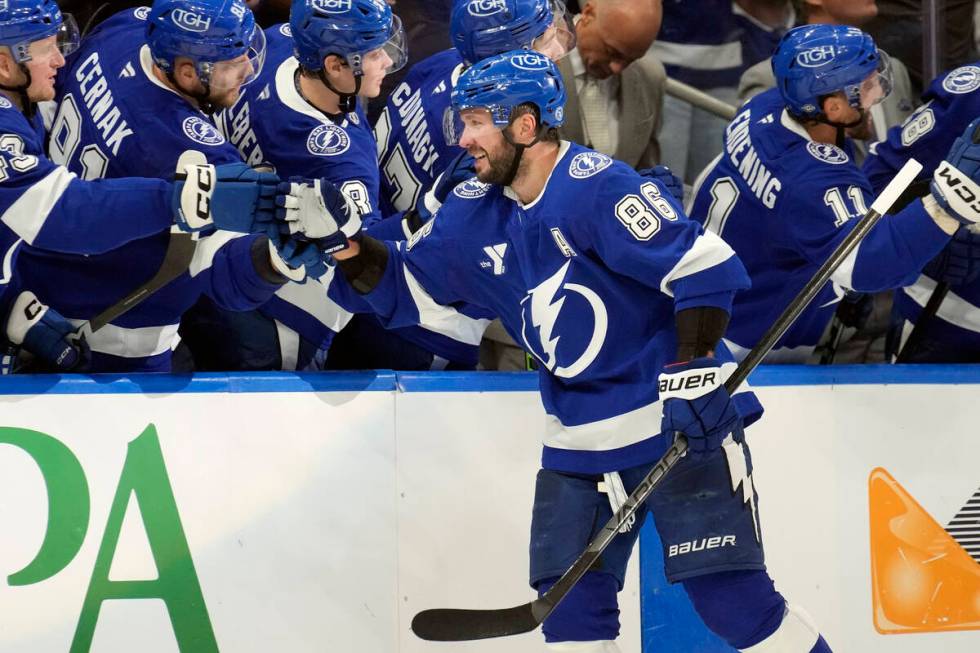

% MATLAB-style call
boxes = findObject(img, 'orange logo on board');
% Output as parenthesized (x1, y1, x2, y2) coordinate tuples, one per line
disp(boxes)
(868, 468, 980, 634)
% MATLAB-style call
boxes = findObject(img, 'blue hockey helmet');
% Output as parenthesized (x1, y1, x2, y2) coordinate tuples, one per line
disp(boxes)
(772, 24, 892, 118)
(0, 0, 79, 63)
(146, 0, 266, 90)
(450, 0, 575, 66)
(290, 0, 407, 75)
(450, 49, 565, 142)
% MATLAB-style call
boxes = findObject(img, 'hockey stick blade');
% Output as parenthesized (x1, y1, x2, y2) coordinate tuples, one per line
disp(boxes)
(82, 228, 196, 335)
(410, 159, 922, 642)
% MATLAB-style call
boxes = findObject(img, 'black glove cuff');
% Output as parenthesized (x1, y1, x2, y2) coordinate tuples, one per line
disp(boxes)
(250, 236, 289, 285)
(675, 306, 730, 361)
(338, 235, 389, 294)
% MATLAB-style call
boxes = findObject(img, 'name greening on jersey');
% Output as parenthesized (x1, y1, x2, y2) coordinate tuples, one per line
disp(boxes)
(724, 108, 782, 208)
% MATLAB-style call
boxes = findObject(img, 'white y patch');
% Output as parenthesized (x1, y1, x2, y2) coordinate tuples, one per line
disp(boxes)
(481, 243, 507, 275)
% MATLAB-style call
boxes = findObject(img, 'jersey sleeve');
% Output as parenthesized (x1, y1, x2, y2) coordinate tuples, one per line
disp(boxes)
(781, 167, 951, 292)
(189, 232, 283, 311)
(572, 166, 750, 314)
(862, 67, 980, 194)
(0, 115, 174, 254)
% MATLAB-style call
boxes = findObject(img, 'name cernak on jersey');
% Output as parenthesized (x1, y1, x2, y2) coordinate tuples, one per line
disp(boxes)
(389, 82, 440, 176)
(69, 53, 134, 155)
(724, 108, 781, 208)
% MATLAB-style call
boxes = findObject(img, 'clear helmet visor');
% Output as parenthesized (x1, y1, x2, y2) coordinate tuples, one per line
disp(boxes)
(858, 50, 893, 110)
(206, 26, 266, 92)
(445, 106, 508, 146)
(531, 0, 576, 62)
(18, 14, 80, 63)
(351, 14, 408, 76)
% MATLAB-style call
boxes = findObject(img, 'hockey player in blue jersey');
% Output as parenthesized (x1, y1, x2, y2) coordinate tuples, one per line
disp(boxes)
(299, 49, 835, 652)
(862, 63, 980, 361)
(208, 0, 498, 370)
(687, 24, 972, 363)
(375, 0, 575, 218)
(11, 0, 326, 372)
(0, 0, 286, 372)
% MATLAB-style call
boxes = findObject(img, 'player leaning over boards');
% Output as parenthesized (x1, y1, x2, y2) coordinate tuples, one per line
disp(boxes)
(688, 24, 977, 364)
(11, 0, 326, 373)
(297, 49, 834, 652)
(0, 0, 286, 373)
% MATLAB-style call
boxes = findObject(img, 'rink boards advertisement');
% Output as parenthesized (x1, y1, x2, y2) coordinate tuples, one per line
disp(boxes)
(0, 367, 978, 652)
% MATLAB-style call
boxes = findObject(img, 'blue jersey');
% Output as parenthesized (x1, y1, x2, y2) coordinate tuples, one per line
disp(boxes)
(862, 63, 980, 351)
(688, 89, 952, 361)
(375, 48, 465, 215)
(13, 9, 280, 372)
(653, 0, 791, 89)
(219, 26, 485, 364)
(333, 141, 762, 474)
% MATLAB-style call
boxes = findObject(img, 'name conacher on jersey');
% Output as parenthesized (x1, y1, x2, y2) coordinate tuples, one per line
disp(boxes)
(725, 108, 781, 208)
(390, 83, 440, 174)
(74, 53, 134, 155)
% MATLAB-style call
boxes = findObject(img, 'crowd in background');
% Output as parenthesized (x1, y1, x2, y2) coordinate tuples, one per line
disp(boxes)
(20, 0, 980, 372)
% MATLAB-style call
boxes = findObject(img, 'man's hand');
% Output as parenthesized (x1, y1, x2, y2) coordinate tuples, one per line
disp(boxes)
(275, 177, 362, 253)
(924, 223, 980, 286)
(931, 117, 980, 226)
(5, 291, 88, 372)
(415, 150, 476, 222)
(658, 357, 739, 455)
(638, 165, 684, 203)
(173, 151, 279, 234)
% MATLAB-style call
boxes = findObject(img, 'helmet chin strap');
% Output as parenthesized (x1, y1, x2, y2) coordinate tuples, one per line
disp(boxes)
(815, 107, 866, 148)
(0, 64, 36, 118)
(167, 70, 216, 116)
(500, 125, 546, 187)
(317, 68, 361, 114)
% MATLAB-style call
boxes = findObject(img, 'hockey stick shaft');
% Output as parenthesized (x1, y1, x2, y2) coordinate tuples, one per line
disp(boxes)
(895, 280, 949, 362)
(411, 158, 923, 642)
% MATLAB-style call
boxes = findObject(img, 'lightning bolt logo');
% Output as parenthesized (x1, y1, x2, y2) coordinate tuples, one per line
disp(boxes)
(723, 435, 761, 543)
(527, 261, 570, 370)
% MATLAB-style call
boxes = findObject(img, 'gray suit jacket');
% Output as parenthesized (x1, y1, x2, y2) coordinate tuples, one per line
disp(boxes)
(556, 53, 666, 169)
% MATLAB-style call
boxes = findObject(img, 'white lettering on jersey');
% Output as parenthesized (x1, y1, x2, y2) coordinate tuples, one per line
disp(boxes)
(390, 83, 440, 174)
(221, 101, 265, 166)
(723, 109, 782, 208)
(943, 65, 980, 94)
(73, 52, 134, 155)
(900, 102, 936, 146)
(521, 261, 608, 378)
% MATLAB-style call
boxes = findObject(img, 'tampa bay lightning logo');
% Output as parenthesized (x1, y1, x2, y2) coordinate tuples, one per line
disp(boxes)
(0, 96, 12, 110)
(520, 261, 608, 379)
(453, 178, 491, 199)
(171, 8, 212, 33)
(806, 141, 848, 165)
(182, 117, 226, 146)
(569, 151, 613, 179)
(279, 24, 292, 37)
(943, 66, 980, 94)
(554, 106, 564, 123)
(311, 0, 353, 14)
(511, 52, 550, 72)
(307, 123, 351, 156)
(467, 0, 507, 16)
(347, 111, 360, 126)
(133, 6, 150, 20)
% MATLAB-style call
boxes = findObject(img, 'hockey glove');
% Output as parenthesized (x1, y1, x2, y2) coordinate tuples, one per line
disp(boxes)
(267, 235, 330, 282)
(923, 223, 980, 286)
(415, 150, 476, 222)
(931, 117, 980, 226)
(638, 165, 684, 203)
(835, 291, 874, 330)
(658, 357, 739, 456)
(5, 291, 88, 372)
(173, 159, 279, 234)
(275, 177, 362, 254)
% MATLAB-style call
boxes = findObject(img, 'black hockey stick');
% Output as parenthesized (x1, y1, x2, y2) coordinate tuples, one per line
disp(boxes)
(410, 158, 924, 642)
(76, 226, 197, 335)
(895, 280, 948, 362)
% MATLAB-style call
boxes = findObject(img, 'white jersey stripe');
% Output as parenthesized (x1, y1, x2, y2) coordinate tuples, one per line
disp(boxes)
(70, 320, 179, 358)
(902, 274, 980, 334)
(403, 263, 491, 345)
(2, 166, 76, 245)
(660, 230, 737, 298)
